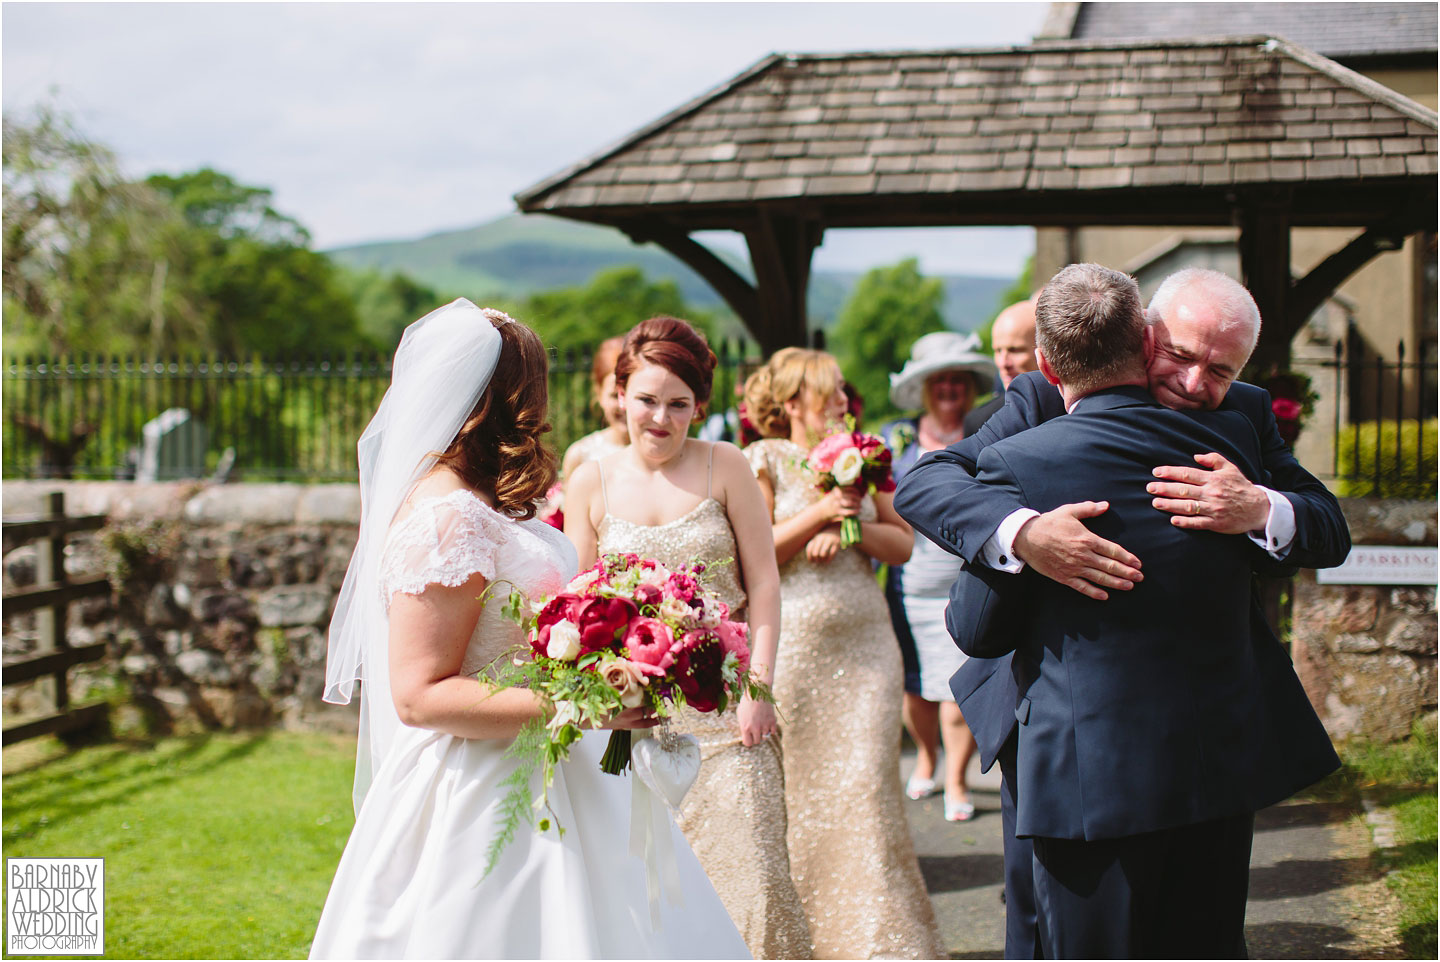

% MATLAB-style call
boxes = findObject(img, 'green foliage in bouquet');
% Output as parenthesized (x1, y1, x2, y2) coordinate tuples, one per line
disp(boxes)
(480, 641, 626, 877)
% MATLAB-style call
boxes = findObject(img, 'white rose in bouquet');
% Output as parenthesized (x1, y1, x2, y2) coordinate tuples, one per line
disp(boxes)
(545, 620, 582, 661)
(832, 447, 865, 486)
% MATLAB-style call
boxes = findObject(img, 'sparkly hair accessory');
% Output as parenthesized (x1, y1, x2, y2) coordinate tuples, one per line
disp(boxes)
(480, 308, 517, 325)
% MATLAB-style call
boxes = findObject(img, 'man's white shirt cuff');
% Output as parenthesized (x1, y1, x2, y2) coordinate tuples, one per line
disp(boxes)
(981, 508, 1040, 573)
(1251, 487, 1295, 558)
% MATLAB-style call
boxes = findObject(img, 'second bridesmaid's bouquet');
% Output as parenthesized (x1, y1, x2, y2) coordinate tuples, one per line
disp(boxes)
(806, 417, 896, 548)
(483, 551, 772, 873)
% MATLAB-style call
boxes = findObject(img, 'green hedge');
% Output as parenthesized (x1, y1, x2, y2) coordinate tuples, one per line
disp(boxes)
(1336, 419, 1438, 499)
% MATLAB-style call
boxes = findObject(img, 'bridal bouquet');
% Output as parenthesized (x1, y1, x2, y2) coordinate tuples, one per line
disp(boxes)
(483, 551, 771, 873)
(806, 417, 896, 547)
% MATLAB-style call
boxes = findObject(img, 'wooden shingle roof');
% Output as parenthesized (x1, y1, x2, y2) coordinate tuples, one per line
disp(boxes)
(515, 36, 1437, 229)
(1050, 2, 1438, 61)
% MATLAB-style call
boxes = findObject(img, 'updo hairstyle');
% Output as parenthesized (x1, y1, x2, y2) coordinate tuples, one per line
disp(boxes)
(614, 316, 717, 420)
(742, 347, 843, 439)
(591, 336, 625, 397)
(432, 312, 557, 520)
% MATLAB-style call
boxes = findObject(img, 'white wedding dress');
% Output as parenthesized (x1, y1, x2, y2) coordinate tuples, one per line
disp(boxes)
(310, 490, 750, 960)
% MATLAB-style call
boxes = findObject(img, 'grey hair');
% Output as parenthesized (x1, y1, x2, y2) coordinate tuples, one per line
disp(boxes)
(1034, 263, 1148, 395)
(1147, 268, 1261, 353)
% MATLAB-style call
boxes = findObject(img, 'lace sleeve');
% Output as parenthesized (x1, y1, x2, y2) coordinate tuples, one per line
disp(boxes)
(378, 491, 504, 608)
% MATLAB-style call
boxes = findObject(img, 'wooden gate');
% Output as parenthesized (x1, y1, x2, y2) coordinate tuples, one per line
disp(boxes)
(2, 492, 112, 745)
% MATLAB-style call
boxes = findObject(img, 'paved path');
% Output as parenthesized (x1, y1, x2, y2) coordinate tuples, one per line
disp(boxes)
(903, 751, 1370, 959)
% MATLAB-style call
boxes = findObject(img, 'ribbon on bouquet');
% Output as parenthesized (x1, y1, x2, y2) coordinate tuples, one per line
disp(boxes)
(627, 725, 702, 929)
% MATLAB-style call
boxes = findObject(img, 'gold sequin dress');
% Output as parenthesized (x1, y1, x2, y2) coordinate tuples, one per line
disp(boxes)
(596, 452, 814, 961)
(745, 438, 943, 961)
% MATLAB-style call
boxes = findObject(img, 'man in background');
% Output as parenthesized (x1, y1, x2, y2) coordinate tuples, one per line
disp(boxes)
(965, 299, 1037, 436)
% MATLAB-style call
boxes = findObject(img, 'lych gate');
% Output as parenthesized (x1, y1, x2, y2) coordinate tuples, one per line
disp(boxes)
(516, 36, 1437, 367)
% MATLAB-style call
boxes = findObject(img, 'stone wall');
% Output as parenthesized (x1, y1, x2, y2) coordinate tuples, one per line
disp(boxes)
(1291, 499, 1438, 743)
(3, 481, 361, 734)
(4, 481, 1435, 743)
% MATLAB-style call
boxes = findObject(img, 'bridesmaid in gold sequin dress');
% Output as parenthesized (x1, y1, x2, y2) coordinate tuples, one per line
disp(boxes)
(567, 317, 813, 960)
(741, 348, 943, 961)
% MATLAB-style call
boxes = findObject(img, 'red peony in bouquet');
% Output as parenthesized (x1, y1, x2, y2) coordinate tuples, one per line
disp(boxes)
(805, 417, 896, 548)
(484, 551, 770, 872)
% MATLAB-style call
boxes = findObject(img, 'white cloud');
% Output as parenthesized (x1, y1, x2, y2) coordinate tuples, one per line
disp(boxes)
(3, 1, 1047, 276)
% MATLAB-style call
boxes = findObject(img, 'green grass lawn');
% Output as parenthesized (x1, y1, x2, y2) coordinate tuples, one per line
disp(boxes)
(3, 732, 356, 960)
(1382, 789, 1438, 959)
(1317, 719, 1438, 960)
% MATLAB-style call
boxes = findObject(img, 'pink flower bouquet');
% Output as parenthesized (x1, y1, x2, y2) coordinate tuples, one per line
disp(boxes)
(806, 419, 896, 547)
(484, 551, 771, 871)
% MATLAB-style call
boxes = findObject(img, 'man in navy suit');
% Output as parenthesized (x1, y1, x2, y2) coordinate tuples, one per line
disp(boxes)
(922, 265, 1340, 957)
(895, 267, 1346, 958)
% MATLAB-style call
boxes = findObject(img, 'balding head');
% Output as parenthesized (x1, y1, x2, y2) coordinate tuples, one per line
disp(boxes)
(990, 299, 1038, 389)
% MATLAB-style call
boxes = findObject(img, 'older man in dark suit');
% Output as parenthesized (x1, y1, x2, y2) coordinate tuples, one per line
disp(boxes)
(896, 267, 1346, 959)
(924, 264, 1339, 957)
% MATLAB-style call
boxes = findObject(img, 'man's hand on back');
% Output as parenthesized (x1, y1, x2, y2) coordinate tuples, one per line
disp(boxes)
(1013, 502, 1144, 602)
(1148, 452, 1270, 534)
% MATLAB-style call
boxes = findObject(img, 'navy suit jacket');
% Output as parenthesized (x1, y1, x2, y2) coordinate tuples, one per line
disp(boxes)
(893, 372, 1343, 803)
(951, 387, 1305, 840)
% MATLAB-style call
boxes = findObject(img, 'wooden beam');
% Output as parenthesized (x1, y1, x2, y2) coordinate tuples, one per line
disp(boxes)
(2, 577, 112, 615)
(621, 223, 764, 341)
(3, 643, 109, 684)
(2, 514, 107, 555)
(2, 703, 109, 747)
(1288, 222, 1414, 335)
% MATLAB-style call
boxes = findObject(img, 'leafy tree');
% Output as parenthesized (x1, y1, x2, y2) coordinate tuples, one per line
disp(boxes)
(3, 105, 375, 359)
(340, 268, 456, 352)
(146, 169, 373, 357)
(2, 105, 210, 356)
(519, 266, 713, 347)
(975, 255, 1034, 353)
(831, 258, 946, 422)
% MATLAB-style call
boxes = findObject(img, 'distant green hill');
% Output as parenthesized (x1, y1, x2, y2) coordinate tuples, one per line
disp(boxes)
(327, 214, 1014, 333)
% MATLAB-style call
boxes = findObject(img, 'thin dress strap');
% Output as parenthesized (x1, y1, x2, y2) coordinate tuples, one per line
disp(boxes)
(597, 458, 611, 514)
(706, 442, 715, 499)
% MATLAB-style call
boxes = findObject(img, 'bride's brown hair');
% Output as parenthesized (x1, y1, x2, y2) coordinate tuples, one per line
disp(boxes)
(432, 312, 557, 519)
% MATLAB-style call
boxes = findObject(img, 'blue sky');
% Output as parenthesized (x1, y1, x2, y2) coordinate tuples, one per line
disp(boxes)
(4, 2, 1050, 277)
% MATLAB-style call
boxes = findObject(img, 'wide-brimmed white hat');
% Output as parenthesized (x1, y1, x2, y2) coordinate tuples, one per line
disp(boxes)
(888, 331, 996, 410)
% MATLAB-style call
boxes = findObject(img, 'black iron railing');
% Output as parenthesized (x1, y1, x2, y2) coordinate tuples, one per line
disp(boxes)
(1292, 332, 1436, 499)
(3, 341, 764, 482)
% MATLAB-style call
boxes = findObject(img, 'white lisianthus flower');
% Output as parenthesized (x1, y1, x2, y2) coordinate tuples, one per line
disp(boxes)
(659, 597, 695, 627)
(637, 565, 669, 586)
(546, 620, 582, 661)
(548, 701, 580, 733)
(832, 447, 864, 486)
(568, 568, 603, 593)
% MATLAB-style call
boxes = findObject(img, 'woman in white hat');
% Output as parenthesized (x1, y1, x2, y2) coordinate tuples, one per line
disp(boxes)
(882, 331, 996, 822)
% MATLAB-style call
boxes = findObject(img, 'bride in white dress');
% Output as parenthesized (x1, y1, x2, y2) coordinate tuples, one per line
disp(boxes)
(309, 299, 749, 960)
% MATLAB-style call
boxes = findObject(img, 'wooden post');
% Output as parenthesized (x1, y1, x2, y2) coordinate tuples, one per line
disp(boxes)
(744, 211, 824, 354)
(34, 492, 69, 711)
(1238, 196, 1293, 372)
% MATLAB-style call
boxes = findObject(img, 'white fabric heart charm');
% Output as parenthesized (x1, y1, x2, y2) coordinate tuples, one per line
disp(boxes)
(631, 731, 701, 812)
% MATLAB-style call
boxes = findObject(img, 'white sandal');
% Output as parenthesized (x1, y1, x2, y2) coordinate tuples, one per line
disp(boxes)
(944, 793, 976, 822)
(905, 774, 940, 800)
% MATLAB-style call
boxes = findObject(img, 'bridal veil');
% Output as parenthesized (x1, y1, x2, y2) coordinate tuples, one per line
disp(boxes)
(323, 298, 506, 811)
